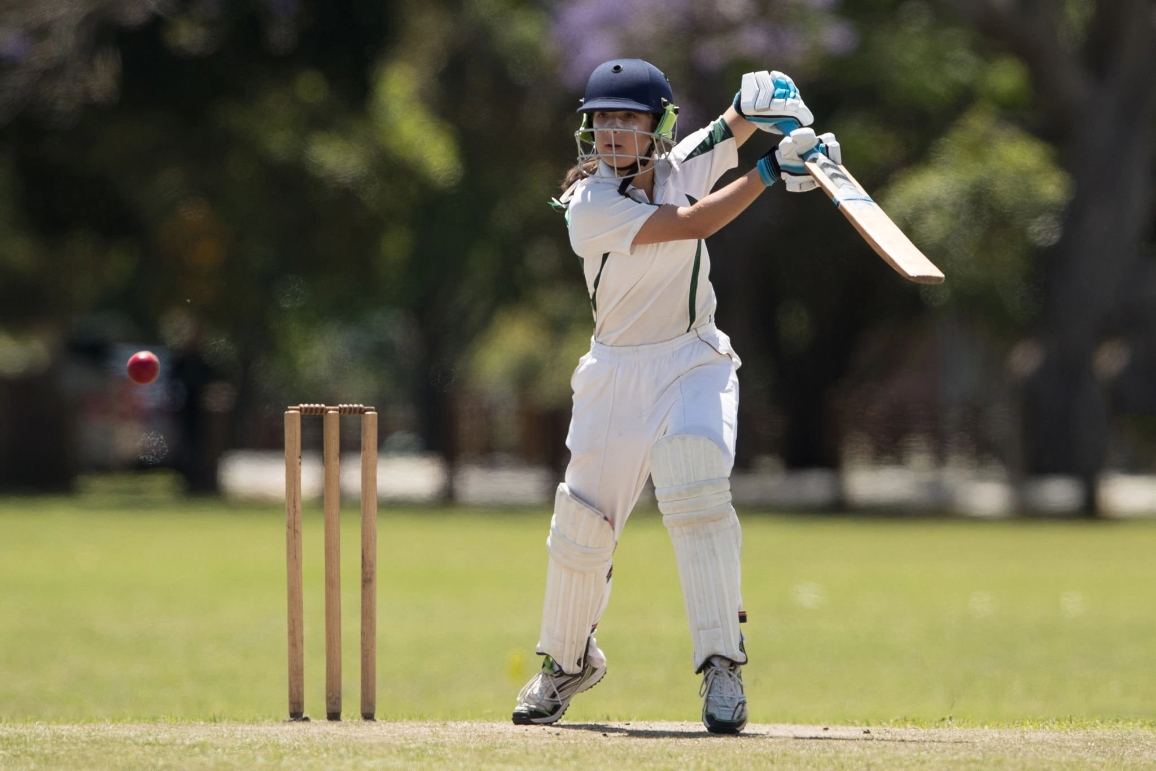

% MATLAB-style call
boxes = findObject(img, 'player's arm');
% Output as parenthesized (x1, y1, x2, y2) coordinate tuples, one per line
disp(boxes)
(633, 168, 767, 245)
(633, 128, 838, 246)
(723, 105, 759, 148)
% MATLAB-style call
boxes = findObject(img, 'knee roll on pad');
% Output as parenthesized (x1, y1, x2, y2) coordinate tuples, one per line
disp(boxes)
(537, 483, 615, 674)
(651, 434, 746, 671)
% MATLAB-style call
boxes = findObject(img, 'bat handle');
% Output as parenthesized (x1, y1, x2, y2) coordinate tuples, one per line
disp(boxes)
(770, 118, 800, 134)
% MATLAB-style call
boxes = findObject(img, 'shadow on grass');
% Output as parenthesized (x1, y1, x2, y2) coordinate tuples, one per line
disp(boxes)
(559, 723, 742, 739)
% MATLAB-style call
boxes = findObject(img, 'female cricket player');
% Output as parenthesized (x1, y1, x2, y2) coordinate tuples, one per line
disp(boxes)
(511, 58, 841, 733)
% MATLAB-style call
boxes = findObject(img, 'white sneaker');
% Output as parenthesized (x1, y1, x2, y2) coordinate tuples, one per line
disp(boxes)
(511, 655, 606, 725)
(700, 656, 748, 734)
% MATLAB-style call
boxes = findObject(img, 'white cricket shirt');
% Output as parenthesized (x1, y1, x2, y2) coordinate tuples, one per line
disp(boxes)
(562, 115, 738, 346)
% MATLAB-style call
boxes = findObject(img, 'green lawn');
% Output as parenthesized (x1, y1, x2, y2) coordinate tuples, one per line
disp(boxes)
(0, 492, 1153, 726)
(2, 722, 1155, 771)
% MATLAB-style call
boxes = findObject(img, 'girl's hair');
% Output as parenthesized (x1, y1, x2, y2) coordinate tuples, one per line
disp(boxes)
(560, 160, 598, 191)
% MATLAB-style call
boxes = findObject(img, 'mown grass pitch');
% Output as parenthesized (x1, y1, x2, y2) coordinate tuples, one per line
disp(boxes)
(0, 492, 1153, 767)
(2, 721, 1155, 770)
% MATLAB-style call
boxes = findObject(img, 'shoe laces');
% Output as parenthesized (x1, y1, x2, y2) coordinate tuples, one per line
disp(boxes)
(699, 660, 745, 709)
(518, 657, 564, 706)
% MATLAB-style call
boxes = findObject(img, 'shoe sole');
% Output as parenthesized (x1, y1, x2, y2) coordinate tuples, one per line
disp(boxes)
(703, 713, 748, 735)
(511, 666, 606, 726)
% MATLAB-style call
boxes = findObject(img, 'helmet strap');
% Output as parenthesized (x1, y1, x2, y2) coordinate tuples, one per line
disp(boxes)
(616, 142, 657, 196)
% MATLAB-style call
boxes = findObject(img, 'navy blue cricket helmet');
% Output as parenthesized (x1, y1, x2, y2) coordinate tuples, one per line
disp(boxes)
(577, 59, 678, 140)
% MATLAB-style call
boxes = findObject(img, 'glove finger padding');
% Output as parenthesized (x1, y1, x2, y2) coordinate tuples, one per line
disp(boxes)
(816, 132, 841, 164)
(775, 127, 840, 193)
(778, 128, 818, 162)
(784, 175, 819, 193)
(739, 70, 813, 134)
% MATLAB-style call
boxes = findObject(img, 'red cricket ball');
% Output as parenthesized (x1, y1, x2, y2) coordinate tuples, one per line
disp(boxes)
(126, 351, 161, 385)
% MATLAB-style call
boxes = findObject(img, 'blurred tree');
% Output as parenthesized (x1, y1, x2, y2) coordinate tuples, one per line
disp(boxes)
(0, 0, 570, 491)
(383, 0, 572, 474)
(931, 0, 1156, 513)
(0, 0, 591, 494)
(883, 105, 1073, 334)
(2, 0, 402, 490)
(2, 0, 1149, 506)
(462, 281, 592, 469)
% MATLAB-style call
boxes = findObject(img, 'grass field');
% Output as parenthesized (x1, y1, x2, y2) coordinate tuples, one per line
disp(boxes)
(0, 489, 1154, 767)
(2, 722, 1155, 770)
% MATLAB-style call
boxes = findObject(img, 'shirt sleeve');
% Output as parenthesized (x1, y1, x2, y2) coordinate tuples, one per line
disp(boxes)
(567, 182, 658, 259)
(668, 115, 739, 201)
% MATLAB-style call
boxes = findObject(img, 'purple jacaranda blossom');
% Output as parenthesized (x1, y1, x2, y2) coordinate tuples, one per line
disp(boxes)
(0, 29, 31, 63)
(823, 20, 859, 56)
(267, 0, 297, 20)
(0, 0, 303, 124)
(692, 39, 727, 74)
(553, 0, 850, 90)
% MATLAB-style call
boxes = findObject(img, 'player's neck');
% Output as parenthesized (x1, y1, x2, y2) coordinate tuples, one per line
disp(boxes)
(629, 165, 656, 200)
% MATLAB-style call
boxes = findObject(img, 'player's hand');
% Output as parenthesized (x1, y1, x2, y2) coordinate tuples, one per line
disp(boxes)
(773, 129, 841, 192)
(733, 71, 814, 134)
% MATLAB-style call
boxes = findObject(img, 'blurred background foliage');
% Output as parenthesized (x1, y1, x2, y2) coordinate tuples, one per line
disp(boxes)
(0, 0, 1152, 513)
(884, 106, 1072, 332)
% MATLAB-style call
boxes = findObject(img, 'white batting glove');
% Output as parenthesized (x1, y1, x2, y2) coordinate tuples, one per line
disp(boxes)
(734, 71, 814, 134)
(774, 129, 841, 192)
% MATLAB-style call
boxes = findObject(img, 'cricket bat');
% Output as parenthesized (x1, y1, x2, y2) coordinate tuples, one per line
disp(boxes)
(805, 155, 945, 285)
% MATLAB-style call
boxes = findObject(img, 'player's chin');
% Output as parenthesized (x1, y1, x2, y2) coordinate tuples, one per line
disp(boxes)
(599, 156, 637, 171)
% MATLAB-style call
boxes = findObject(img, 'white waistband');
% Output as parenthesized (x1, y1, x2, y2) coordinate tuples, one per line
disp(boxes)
(591, 322, 717, 360)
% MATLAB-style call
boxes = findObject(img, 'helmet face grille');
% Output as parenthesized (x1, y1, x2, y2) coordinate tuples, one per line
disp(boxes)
(573, 123, 675, 182)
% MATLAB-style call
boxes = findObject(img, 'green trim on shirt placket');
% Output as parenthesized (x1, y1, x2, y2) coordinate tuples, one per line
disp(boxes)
(590, 252, 609, 316)
(687, 239, 702, 332)
(684, 194, 703, 332)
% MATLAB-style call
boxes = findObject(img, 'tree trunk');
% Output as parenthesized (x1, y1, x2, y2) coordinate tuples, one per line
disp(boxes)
(780, 358, 842, 468)
(416, 356, 459, 502)
(1025, 100, 1156, 514)
(0, 363, 76, 492)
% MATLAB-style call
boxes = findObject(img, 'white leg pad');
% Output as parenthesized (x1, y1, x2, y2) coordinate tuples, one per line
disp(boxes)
(651, 434, 746, 671)
(537, 483, 616, 674)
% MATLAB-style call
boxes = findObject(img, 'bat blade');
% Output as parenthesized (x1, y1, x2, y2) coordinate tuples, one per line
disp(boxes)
(805, 156, 945, 285)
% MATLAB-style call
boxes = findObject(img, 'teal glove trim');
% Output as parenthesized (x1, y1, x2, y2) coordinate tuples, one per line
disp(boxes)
(756, 151, 781, 187)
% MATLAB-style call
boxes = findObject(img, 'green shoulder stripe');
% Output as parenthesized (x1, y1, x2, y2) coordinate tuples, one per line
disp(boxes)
(683, 118, 733, 162)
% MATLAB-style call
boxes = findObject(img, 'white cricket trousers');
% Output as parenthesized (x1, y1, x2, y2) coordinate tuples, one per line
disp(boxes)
(564, 322, 741, 535)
